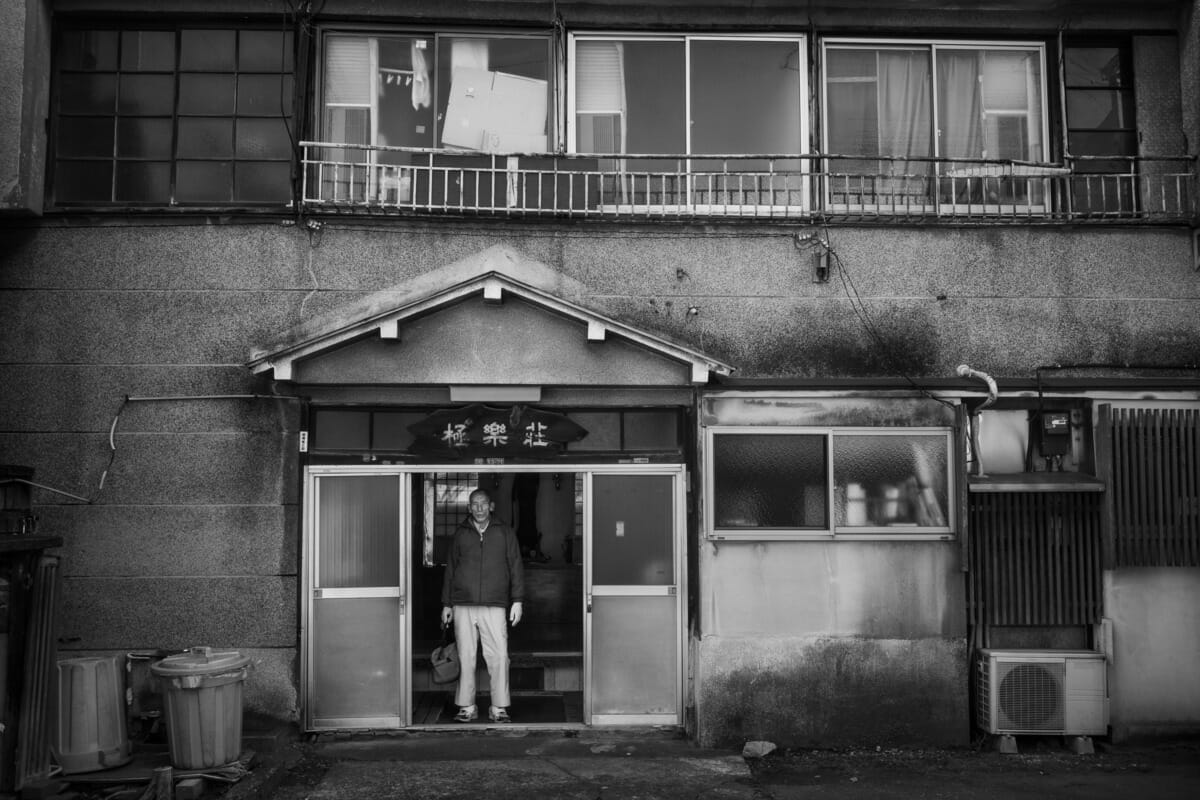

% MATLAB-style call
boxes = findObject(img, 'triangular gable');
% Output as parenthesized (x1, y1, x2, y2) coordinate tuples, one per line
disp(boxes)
(247, 245, 733, 386)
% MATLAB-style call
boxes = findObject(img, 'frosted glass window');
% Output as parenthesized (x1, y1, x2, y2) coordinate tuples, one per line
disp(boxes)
(312, 597, 401, 719)
(712, 434, 827, 529)
(317, 476, 400, 588)
(590, 596, 677, 715)
(591, 475, 673, 585)
(833, 434, 950, 529)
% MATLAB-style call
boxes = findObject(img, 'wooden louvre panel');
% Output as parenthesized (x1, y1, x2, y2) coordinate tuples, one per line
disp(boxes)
(968, 492, 1104, 626)
(1108, 407, 1200, 567)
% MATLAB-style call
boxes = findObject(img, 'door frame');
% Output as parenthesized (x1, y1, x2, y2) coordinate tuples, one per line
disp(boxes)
(301, 462, 687, 730)
(302, 468, 411, 730)
(584, 465, 687, 726)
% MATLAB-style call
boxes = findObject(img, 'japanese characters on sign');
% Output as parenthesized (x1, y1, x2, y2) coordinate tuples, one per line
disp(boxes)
(408, 404, 587, 457)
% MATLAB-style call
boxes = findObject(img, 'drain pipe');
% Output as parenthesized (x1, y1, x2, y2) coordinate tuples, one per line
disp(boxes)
(956, 364, 998, 477)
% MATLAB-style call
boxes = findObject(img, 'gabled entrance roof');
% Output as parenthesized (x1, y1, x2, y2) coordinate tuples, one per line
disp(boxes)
(247, 245, 733, 386)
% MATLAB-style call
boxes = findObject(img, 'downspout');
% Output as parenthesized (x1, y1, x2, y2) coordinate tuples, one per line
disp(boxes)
(956, 364, 998, 477)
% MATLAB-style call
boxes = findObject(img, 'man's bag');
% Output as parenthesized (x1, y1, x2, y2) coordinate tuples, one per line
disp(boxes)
(430, 626, 460, 685)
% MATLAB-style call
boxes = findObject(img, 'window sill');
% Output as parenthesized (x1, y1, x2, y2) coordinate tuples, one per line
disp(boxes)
(967, 472, 1105, 492)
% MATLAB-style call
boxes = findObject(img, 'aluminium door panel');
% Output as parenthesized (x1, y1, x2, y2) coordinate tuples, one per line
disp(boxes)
(305, 472, 407, 729)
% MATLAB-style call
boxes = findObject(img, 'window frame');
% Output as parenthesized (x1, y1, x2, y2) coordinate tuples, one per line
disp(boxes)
(49, 24, 296, 209)
(820, 37, 1051, 215)
(567, 31, 811, 214)
(704, 425, 957, 541)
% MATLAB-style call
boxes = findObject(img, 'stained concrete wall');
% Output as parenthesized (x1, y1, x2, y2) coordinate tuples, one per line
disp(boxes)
(695, 540, 967, 747)
(2, 220, 1198, 726)
(1105, 568, 1200, 741)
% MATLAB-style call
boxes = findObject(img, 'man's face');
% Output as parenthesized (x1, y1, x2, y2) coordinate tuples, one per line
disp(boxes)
(469, 494, 493, 525)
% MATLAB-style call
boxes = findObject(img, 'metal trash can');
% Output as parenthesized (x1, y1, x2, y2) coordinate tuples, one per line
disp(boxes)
(151, 647, 251, 769)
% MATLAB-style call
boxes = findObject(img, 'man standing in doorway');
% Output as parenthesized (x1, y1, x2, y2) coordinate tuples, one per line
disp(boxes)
(441, 487, 525, 723)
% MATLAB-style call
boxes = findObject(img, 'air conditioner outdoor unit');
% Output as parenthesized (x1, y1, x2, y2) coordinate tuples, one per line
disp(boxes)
(977, 649, 1108, 736)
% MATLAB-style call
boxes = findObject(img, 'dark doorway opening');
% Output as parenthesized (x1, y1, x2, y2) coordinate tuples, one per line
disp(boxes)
(410, 471, 584, 725)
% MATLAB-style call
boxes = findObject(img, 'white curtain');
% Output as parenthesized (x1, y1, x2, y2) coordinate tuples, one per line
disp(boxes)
(877, 50, 932, 160)
(936, 50, 983, 159)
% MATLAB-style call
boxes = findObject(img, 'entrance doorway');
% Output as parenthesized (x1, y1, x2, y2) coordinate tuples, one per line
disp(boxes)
(410, 471, 585, 725)
(302, 464, 684, 730)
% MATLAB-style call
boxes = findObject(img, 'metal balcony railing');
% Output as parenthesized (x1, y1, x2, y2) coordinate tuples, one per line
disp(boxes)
(300, 142, 1197, 223)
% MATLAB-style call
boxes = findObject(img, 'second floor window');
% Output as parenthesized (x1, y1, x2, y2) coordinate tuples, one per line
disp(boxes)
(52, 26, 294, 207)
(822, 39, 1048, 209)
(570, 34, 808, 209)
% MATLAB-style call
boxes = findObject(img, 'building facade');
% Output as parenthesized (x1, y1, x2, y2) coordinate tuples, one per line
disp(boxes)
(2, 0, 1198, 757)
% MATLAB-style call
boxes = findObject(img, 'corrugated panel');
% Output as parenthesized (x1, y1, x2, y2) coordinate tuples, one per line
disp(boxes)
(16, 555, 61, 790)
(968, 493, 1103, 626)
(1110, 408, 1200, 567)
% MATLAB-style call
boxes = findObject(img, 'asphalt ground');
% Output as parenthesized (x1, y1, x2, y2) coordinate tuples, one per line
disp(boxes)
(214, 729, 1200, 800)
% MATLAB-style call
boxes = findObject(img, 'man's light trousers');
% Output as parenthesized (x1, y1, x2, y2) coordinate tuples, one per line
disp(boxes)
(452, 605, 510, 709)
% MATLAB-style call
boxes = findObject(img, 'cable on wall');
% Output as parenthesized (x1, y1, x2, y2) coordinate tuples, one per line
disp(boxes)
(2, 393, 306, 507)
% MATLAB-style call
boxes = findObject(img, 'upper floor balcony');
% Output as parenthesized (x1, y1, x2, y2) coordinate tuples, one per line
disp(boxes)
(302, 142, 1196, 224)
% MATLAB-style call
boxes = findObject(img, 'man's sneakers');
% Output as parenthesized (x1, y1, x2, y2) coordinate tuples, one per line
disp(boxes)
(453, 704, 510, 723)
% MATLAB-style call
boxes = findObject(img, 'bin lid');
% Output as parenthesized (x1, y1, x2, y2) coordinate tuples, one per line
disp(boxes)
(150, 647, 250, 676)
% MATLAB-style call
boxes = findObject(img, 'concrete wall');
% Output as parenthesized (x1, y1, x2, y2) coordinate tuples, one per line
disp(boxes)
(2, 219, 1198, 726)
(695, 541, 967, 747)
(1105, 568, 1200, 741)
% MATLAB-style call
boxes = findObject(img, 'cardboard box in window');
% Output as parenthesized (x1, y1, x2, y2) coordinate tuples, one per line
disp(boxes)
(442, 67, 548, 153)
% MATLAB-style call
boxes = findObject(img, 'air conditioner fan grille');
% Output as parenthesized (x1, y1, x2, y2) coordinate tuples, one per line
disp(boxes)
(996, 661, 1065, 731)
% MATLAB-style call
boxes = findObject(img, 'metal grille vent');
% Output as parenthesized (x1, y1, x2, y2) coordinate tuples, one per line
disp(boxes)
(995, 661, 1064, 732)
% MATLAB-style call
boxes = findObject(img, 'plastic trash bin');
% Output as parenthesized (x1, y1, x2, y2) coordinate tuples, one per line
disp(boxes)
(151, 647, 251, 769)
(52, 655, 132, 773)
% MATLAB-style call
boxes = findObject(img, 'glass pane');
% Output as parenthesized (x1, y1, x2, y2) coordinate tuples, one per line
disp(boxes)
(120, 30, 175, 71)
(591, 475, 673, 585)
(317, 475, 400, 588)
(591, 596, 676, 715)
(1066, 89, 1134, 131)
(54, 161, 113, 202)
(179, 74, 236, 115)
(375, 37, 436, 149)
(238, 74, 293, 116)
(372, 412, 423, 452)
(115, 161, 170, 203)
(613, 40, 685, 157)
(312, 597, 400, 719)
(981, 51, 1034, 110)
(240, 30, 293, 71)
(1068, 131, 1137, 159)
(690, 39, 801, 156)
(118, 74, 175, 115)
(57, 117, 115, 158)
(438, 36, 550, 151)
(313, 410, 370, 450)
(828, 47, 931, 157)
(59, 74, 116, 114)
(623, 411, 679, 451)
(832, 434, 949, 528)
(713, 434, 827, 529)
(116, 118, 173, 159)
(1064, 47, 1126, 87)
(60, 30, 119, 71)
(177, 118, 234, 157)
(565, 412, 620, 451)
(175, 160, 232, 202)
(234, 161, 292, 203)
(180, 30, 236, 71)
(236, 118, 292, 159)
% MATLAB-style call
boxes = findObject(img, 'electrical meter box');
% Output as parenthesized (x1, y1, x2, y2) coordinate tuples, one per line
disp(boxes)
(1038, 411, 1072, 456)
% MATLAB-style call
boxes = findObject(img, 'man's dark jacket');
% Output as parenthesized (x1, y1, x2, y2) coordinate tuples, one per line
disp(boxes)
(441, 517, 525, 608)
